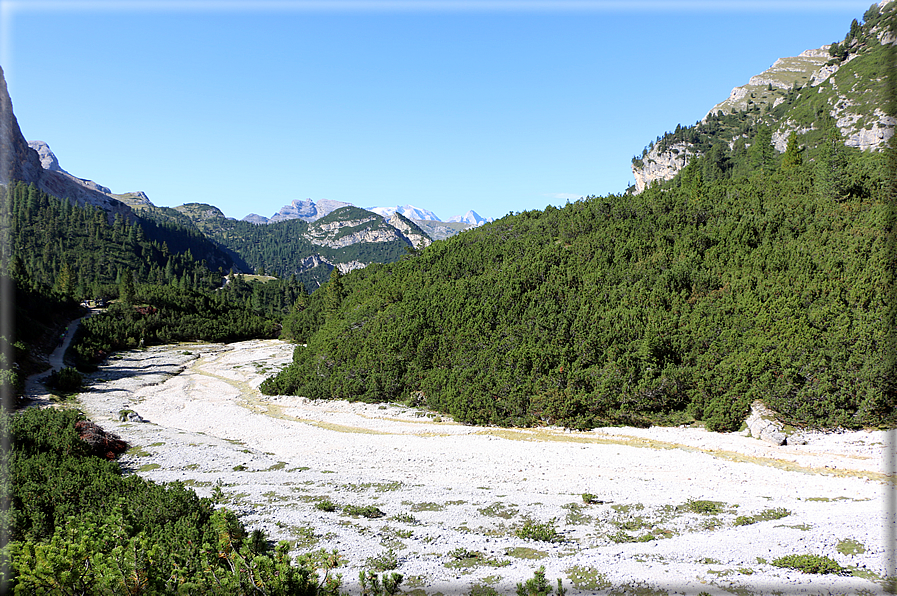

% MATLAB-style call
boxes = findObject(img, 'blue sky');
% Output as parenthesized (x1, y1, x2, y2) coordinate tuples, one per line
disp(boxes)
(1, 0, 877, 221)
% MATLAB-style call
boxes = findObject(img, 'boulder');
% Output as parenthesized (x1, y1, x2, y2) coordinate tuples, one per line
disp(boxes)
(745, 401, 787, 446)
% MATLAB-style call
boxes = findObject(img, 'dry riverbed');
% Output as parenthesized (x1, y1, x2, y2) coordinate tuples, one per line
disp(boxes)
(54, 339, 895, 595)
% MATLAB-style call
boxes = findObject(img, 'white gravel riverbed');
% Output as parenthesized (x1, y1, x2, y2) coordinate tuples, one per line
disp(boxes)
(42, 339, 896, 595)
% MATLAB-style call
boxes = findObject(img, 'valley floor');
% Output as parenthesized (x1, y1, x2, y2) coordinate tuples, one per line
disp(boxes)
(37, 339, 895, 595)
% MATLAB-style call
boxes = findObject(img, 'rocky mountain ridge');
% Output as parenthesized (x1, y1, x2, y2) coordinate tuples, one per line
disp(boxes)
(631, 0, 896, 192)
(1, 67, 133, 220)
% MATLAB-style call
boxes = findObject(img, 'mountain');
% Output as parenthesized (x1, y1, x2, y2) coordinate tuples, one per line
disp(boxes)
(243, 198, 355, 224)
(367, 204, 441, 221)
(0, 68, 132, 220)
(262, 4, 894, 434)
(631, 0, 895, 192)
(447, 210, 492, 226)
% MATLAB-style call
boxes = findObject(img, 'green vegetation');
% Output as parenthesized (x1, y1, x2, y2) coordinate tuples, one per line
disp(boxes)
(772, 554, 846, 575)
(262, 125, 893, 432)
(0, 407, 345, 594)
(364, 548, 398, 571)
(836, 538, 866, 555)
(343, 504, 386, 519)
(685, 500, 727, 515)
(733, 507, 790, 526)
(515, 518, 563, 543)
(516, 566, 566, 596)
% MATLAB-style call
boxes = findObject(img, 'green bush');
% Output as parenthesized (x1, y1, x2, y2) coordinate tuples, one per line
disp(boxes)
(365, 549, 398, 572)
(685, 499, 725, 515)
(343, 504, 385, 518)
(515, 518, 563, 543)
(2, 407, 346, 595)
(315, 499, 338, 512)
(46, 367, 83, 393)
(772, 554, 845, 575)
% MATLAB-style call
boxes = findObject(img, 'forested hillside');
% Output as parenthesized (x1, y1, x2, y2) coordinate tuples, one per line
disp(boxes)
(263, 127, 895, 432)
(147, 202, 419, 288)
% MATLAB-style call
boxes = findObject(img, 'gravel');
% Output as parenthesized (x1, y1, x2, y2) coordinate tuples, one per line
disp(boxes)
(47, 339, 895, 595)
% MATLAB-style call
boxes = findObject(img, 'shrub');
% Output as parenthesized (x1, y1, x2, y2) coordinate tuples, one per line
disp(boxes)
(685, 499, 725, 515)
(581, 493, 602, 504)
(772, 554, 845, 575)
(344, 504, 385, 518)
(365, 549, 398, 572)
(515, 518, 563, 543)
(46, 366, 83, 392)
(516, 566, 566, 596)
(315, 499, 338, 512)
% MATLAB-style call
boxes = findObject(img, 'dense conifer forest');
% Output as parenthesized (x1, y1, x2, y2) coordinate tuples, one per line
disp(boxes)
(263, 127, 895, 432)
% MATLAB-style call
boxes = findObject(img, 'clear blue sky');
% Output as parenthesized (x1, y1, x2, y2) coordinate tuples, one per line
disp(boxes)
(1, 0, 877, 221)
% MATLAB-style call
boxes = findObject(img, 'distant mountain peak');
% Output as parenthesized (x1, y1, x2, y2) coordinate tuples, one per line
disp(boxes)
(367, 204, 442, 222)
(244, 198, 355, 224)
(447, 210, 491, 226)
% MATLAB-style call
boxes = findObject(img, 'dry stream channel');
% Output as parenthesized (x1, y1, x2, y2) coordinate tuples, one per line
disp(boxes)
(42, 339, 896, 595)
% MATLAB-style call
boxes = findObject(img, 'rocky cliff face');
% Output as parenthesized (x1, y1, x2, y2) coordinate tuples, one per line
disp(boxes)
(305, 211, 414, 249)
(388, 212, 432, 250)
(631, 0, 896, 193)
(1, 67, 134, 219)
(632, 142, 699, 194)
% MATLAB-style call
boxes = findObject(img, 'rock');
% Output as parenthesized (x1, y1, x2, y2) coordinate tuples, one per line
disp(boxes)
(75, 419, 129, 459)
(118, 408, 145, 423)
(745, 401, 787, 446)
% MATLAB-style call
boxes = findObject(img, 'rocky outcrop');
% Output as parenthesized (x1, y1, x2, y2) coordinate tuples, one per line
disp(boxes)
(632, 142, 698, 194)
(306, 213, 411, 249)
(1, 66, 135, 220)
(388, 212, 432, 250)
(243, 213, 270, 225)
(267, 198, 354, 224)
(745, 401, 787, 446)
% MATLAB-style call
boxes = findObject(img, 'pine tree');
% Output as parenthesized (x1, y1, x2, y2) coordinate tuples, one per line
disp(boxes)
(323, 268, 345, 320)
(780, 133, 803, 170)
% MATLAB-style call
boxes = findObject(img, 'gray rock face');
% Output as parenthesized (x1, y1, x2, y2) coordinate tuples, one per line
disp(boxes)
(745, 401, 787, 446)
(1, 65, 45, 188)
(268, 198, 354, 223)
(28, 140, 62, 171)
(388, 212, 432, 250)
(242, 213, 270, 225)
(1, 66, 133, 220)
(632, 142, 698, 194)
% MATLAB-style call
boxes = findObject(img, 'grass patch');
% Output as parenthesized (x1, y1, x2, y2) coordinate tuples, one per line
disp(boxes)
(836, 539, 866, 555)
(391, 512, 417, 524)
(566, 565, 611, 590)
(315, 499, 338, 512)
(478, 501, 518, 519)
(505, 547, 548, 559)
(444, 548, 510, 569)
(365, 548, 398, 571)
(734, 507, 790, 526)
(772, 554, 845, 575)
(137, 463, 160, 472)
(684, 499, 726, 515)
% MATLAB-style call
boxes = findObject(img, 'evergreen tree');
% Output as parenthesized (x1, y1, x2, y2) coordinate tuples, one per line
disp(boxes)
(323, 268, 345, 320)
(119, 269, 135, 305)
(780, 133, 803, 170)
